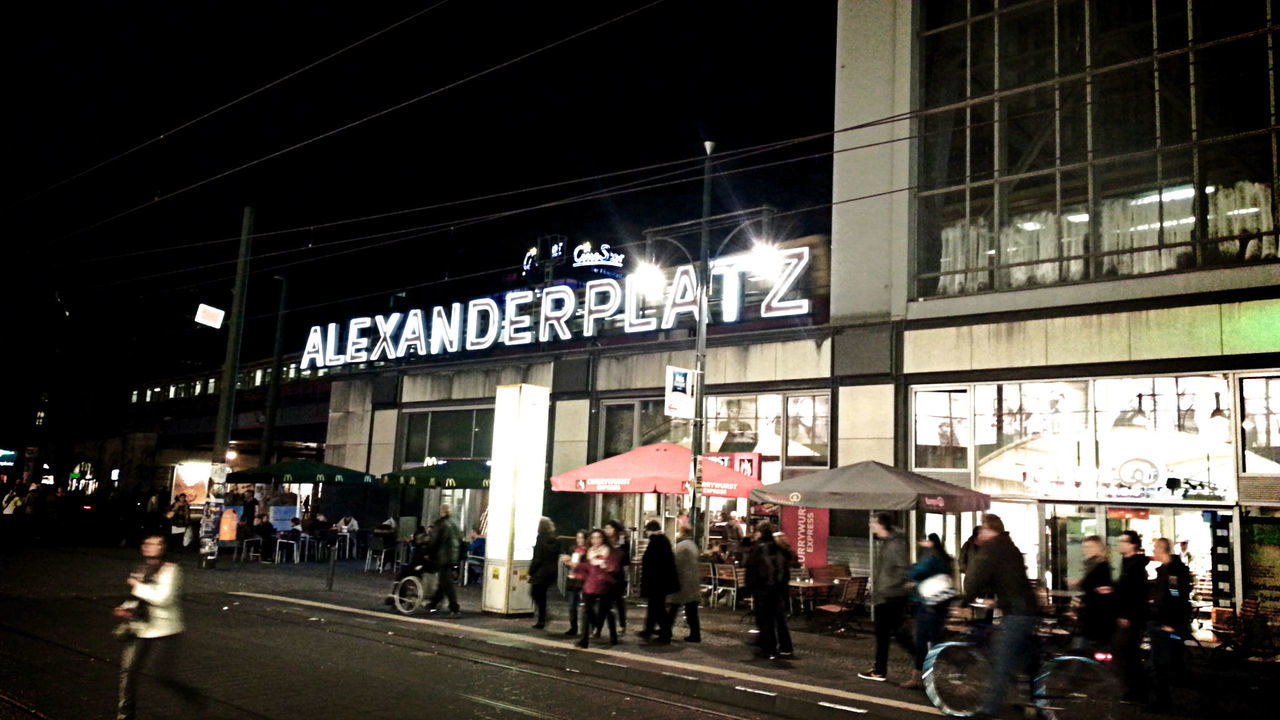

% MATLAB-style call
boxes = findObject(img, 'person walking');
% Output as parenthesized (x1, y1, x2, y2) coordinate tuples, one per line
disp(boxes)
(427, 504, 462, 617)
(637, 519, 679, 643)
(745, 520, 794, 660)
(115, 535, 202, 720)
(1070, 534, 1114, 650)
(600, 520, 630, 636)
(561, 530, 588, 636)
(962, 514, 1040, 719)
(576, 528, 620, 648)
(666, 524, 702, 643)
(1148, 537, 1192, 712)
(529, 517, 560, 630)
(1113, 530, 1149, 705)
(859, 513, 913, 682)
(901, 533, 956, 689)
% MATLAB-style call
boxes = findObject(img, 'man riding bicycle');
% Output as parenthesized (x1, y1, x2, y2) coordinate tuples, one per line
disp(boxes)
(962, 514, 1040, 719)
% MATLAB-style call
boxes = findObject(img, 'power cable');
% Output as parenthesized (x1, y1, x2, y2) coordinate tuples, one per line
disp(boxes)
(60, 0, 667, 241)
(87, 130, 905, 291)
(4, 2, 450, 215)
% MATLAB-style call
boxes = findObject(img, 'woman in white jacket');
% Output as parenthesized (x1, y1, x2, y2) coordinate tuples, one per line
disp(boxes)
(116, 535, 201, 720)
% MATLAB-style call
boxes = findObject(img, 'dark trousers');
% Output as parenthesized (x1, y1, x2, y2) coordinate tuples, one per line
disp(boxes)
(667, 601, 701, 640)
(873, 597, 914, 675)
(980, 614, 1040, 717)
(1115, 621, 1147, 702)
(607, 581, 628, 628)
(565, 588, 582, 631)
(1147, 623, 1183, 709)
(581, 592, 616, 647)
(531, 583, 551, 625)
(642, 593, 673, 639)
(117, 634, 200, 720)
(430, 565, 459, 612)
(913, 602, 947, 670)
(752, 589, 793, 656)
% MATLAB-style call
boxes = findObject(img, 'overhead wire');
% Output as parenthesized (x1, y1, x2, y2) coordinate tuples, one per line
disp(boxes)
(60, 0, 668, 241)
(4, 2, 451, 215)
(89, 128, 909, 292)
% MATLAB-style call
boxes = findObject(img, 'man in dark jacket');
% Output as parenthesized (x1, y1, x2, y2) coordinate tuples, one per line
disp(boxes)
(859, 513, 913, 682)
(963, 514, 1040, 719)
(1113, 530, 1149, 704)
(638, 520, 678, 643)
(1071, 534, 1114, 649)
(745, 521, 794, 660)
(1147, 537, 1191, 711)
(427, 504, 462, 617)
(528, 517, 561, 630)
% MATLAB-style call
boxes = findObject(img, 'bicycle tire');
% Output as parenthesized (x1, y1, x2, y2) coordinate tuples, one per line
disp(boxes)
(394, 575, 426, 615)
(923, 641, 989, 717)
(1034, 655, 1121, 720)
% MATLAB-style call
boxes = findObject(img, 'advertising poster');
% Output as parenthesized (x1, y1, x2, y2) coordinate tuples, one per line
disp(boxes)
(664, 365, 695, 419)
(1243, 517, 1280, 622)
(781, 504, 829, 568)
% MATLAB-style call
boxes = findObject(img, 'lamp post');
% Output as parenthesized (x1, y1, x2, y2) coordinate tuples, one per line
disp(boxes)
(690, 141, 714, 542)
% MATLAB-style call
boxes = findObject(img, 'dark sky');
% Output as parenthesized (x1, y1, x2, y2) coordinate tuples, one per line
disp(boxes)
(2, 1, 835, 398)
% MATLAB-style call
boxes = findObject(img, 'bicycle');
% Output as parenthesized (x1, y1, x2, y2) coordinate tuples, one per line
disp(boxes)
(922, 609, 1121, 718)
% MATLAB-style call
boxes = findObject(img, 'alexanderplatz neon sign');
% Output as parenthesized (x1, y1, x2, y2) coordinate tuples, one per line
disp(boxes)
(301, 247, 811, 370)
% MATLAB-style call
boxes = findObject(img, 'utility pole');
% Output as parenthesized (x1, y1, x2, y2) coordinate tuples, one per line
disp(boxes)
(690, 141, 714, 545)
(200, 206, 254, 569)
(260, 275, 288, 467)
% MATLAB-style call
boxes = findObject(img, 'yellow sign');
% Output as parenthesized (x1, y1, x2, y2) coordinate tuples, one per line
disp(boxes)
(491, 567, 501, 580)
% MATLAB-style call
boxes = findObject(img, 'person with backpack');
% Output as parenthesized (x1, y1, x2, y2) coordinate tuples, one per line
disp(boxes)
(859, 513, 913, 682)
(900, 533, 956, 689)
(745, 520, 794, 660)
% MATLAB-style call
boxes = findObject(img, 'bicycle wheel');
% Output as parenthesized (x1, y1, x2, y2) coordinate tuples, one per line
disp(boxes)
(923, 641, 989, 717)
(1034, 655, 1121, 720)
(394, 575, 426, 615)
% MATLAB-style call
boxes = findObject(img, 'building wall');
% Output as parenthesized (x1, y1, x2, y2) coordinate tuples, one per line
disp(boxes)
(552, 399, 590, 477)
(837, 384, 894, 464)
(830, 0, 914, 322)
(594, 338, 832, 392)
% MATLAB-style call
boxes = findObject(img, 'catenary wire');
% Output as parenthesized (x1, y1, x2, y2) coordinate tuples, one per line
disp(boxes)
(60, 0, 668, 242)
(90, 130, 912, 292)
(87, 129, 830, 262)
(3, 2, 450, 215)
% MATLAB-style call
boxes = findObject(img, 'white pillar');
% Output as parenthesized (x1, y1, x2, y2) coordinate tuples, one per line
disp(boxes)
(483, 384, 551, 614)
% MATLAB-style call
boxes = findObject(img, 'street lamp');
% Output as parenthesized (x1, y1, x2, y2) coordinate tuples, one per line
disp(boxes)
(640, 142, 777, 542)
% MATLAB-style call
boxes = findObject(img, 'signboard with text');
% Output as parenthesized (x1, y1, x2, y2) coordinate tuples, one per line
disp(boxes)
(781, 504, 829, 568)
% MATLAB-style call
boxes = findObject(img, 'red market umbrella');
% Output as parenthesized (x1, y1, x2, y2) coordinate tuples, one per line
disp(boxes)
(550, 443, 762, 498)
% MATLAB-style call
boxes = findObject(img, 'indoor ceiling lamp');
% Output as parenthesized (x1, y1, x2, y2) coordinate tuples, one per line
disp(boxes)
(1129, 393, 1149, 428)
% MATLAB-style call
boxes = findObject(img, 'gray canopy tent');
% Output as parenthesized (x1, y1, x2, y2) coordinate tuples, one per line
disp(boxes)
(750, 461, 991, 607)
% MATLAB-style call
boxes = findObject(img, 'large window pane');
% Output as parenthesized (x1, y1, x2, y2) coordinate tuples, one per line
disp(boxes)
(403, 413, 430, 465)
(427, 409, 477, 458)
(472, 409, 494, 459)
(999, 2, 1056, 88)
(785, 394, 830, 467)
(1094, 375, 1234, 501)
(914, 389, 970, 470)
(602, 403, 636, 458)
(975, 381, 1093, 497)
(639, 399, 690, 446)
(1242, 377, 1280, 473)
(1202, 135, 1277, 265)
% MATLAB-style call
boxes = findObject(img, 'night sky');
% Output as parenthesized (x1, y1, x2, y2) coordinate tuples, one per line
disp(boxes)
(1, 1, 835, 428)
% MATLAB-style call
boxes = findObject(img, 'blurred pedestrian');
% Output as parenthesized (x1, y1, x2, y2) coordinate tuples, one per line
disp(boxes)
(1070, 535, 1114, 650)
(860, 513, 912, 682)
(638, 519, 678, 643)
(1114, 530, 1149, 704)
(901, 533, 955, 689)
(115, 535, 201, 720)
(746, 520, 794, 660)
(600, 520, 630, 636)
(576, 528, 620, 648)
(666, 524, 701, 642)
(1148, 537, 1191, 712)
(427, 504, 462, 617)
(561, 530, 588, 636)
(529, 517, 560, 630)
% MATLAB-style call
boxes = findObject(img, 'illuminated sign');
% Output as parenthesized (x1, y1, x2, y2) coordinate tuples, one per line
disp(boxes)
(571, 242, 625, 269)
(194, 304, 226, 329)
(301, 246, 812, 370)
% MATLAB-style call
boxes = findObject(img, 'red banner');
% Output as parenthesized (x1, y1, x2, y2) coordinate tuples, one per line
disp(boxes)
(781, 505, 829, 568)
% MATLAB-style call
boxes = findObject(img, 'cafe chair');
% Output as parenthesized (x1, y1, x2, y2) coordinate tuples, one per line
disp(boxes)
(275, 537, 297, 564)
(236, 536, 262, 563)
(713, 564, 745, 611)
(365, 535, 393, 573)
(335, 532, 355, 560)
(298, 533, 317, 562)
(698, 563, 716, 605)
(813, 576, 869, 635)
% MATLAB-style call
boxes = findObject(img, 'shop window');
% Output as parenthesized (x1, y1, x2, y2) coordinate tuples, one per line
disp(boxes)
(601, 403, 637, 459)
(975, 381, 1092, 497)
(207, 378, 216, 394)
(1241, 376, 1280, 473)
(1094, 375, 1233, 502)
(639, 399, 690, 447)
(914, 389, 970, 470)
(785, 394, 829, 467)
(401, 408, 495, 467)
(130, 390, 139, 404)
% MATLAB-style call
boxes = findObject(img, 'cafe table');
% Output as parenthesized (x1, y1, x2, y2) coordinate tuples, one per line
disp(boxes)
(788, 578, 836, 615)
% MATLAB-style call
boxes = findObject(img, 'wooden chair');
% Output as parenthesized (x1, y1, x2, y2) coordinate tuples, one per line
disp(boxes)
(714, 563, 744, 610)
(699, 563, 717, 605)
(813, 576, 869, 635)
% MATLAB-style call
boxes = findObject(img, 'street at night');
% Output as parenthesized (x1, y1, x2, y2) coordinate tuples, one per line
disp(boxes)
(3, 2, 1280, 719)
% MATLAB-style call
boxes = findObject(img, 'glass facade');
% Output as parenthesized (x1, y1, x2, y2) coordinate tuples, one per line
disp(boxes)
(400, 407, 495, 466)
(1241, 375, 1280, 473)
(916, 0, 1279, 298)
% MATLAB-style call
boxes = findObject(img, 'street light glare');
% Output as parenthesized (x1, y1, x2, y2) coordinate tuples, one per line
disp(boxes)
(747, 241, 783, 280)
(633, 261, 667, 300)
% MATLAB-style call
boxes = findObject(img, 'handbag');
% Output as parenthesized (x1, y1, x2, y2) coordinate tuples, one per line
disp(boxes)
(918, 572, 957, 605)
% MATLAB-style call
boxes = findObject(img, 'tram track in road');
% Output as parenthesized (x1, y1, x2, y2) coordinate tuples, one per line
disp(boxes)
(200, 593, 782, 720)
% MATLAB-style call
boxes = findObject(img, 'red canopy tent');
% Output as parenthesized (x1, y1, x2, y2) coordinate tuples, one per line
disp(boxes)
(550, 443, 762, 498)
